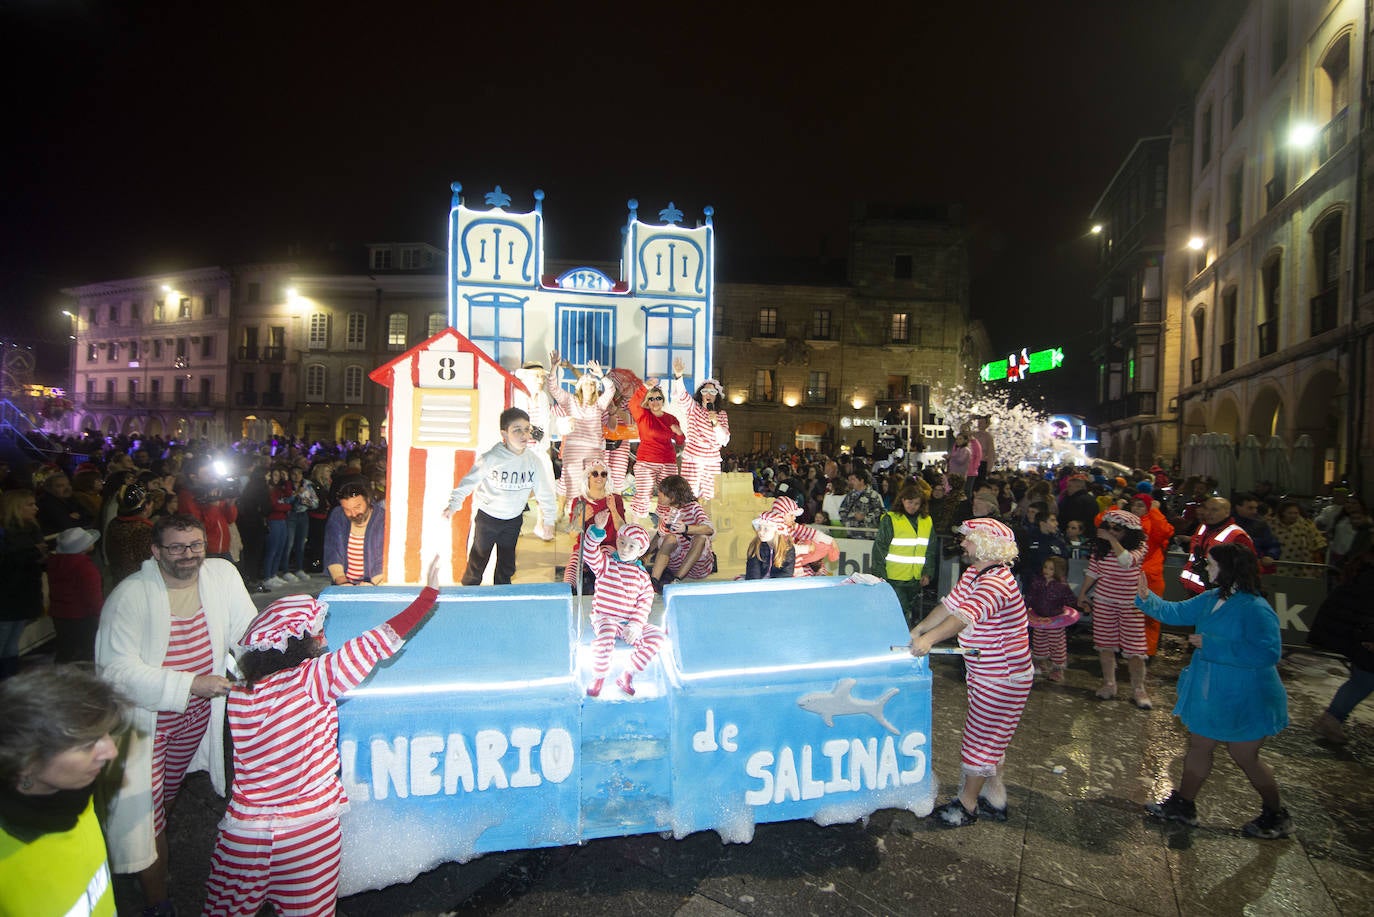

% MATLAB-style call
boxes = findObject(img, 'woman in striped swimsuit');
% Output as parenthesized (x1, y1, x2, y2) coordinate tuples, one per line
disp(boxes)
(1077, 508, 1151, 708)
(670, 357, 729, 504)
(909, 517, 1033, 827)
(545, 351, 617, 510)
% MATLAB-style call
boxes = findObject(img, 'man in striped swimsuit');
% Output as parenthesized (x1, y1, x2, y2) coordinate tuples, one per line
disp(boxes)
(202, 561, 442, 917)
(909, 517, 1033, 827)
(581, 516, 661, 697)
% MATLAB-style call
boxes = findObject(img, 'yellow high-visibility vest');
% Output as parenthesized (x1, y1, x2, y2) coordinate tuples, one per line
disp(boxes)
(884, 512, 932, 581)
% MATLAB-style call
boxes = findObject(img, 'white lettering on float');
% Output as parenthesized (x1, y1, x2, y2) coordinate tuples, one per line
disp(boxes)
(341, 727, 575, 801)
(743, 732, 927, 805)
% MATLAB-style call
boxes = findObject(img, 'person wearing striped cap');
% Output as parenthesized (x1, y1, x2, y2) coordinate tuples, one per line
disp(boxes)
(202, 560, 441, 917)
(1077, 508, 1152, 708)
(744, 508, 796, 580)
(770, 495, 839, 576)
(581, 515, 661, 698)
(909, 516, 1033, 827)
(670, 356, 729, 504)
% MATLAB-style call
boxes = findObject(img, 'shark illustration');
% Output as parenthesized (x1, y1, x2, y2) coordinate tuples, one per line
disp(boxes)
(797, 678, 899, 735)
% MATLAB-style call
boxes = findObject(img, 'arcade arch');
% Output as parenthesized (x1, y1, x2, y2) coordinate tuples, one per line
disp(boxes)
(1247, 387, 1284, 439)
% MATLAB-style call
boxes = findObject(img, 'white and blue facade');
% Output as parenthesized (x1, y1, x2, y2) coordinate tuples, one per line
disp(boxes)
(447, 183, 715, 387)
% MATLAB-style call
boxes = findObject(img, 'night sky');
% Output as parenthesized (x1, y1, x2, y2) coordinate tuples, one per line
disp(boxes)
(1, 1, 1245, 410)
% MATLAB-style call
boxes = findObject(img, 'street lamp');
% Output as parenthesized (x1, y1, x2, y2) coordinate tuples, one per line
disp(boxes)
(1187, 236, 1205, 251)
(902, 402, 913, 472)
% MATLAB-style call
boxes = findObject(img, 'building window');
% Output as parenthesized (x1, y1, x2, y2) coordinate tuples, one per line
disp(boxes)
(1271, 0, 1288, 73)
(175, 338, 188, 360)
(203, 292, 216, 316)
(811, 310, 832, 340)
(128, 340, 139, 362)
(199, 378, 212, 404)
(1191, 307, 1207, 383)
(87, 343, 97, 362)
(805, 371, 829, 404)
(305, 364, 326, 400)
(1260, 253, 1281, 357)
(153, 339, 163, 360)
(1136, 340, 1158, 391)
(890, 313, 910, 344)
(401, 247, 425, 270)
(753, 369, 775, 402)
(427, 311, 446, 337)
(178, 297, 192, 319)
(152, 300, 164, 322)
(150, 378, 161, 400)
(468, 292, 528, 368)
(752, 431, 773, 453)
(893, 254, 913, 280)
(1194, 204, 1210, 275)
(1230, 54, 1245, 128)
(1199, 104, 1213, 167)
(107, 342, 118, 362)
(641, 303, 697, 379)
(200, 335, 214, 359)
(344, 365, 365, 401)
(105, 379, 115, 399)
(128, 378, 139, 399)
(1220, 288, 1238, 372)
(1226, 166, 1243, 246)
(757, 307, 778, 337)
(246, 282, 261, 305)
(387, 312, 408, 351)
(346, 312, 367, 350)
(108, 304, 119, 324)
(1312, 214, 1343, 335)
(86, 379, 95, 398)
(554, 304, 615, 370)
(308, 313, 329, 349)
(372, 248, 394, 271)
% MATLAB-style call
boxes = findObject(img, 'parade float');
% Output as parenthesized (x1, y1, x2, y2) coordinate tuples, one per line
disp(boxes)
(327, 186, 933, 893)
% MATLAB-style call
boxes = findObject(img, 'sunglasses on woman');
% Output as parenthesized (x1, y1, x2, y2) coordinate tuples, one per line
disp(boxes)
(589, 470, 609, 478)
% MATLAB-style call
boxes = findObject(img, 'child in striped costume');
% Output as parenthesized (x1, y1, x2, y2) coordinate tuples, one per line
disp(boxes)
(1077, 508, 1151, 708)
(770, 495, 839, 576)
(909, 517, 1033, 827)
(582, 516, 661, 698)
(202, 561, 441, 917)
(670, 357, 729, 503)
(647, 474, 716, 591)
(545, 351, 617, 507)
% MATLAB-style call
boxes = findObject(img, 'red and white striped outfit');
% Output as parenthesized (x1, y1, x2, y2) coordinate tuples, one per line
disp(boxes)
(202, 624, 406, 917)
(662, 502, 715, 579)
(583, 527, 662, 678)
(1087, 545, 1148, 657)
(151, 611, 214, 837)
(675, 389, 728, 502)
(563, 494, 626, 585)
(944, 565, 1033, 776)
(790, 524, 838, 576)
(345, 529, 366, 584)
(547, 376, 616, 499)
(628, 384, 684, 517)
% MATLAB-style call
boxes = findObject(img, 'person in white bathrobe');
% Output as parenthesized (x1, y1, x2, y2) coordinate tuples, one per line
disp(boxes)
(95, 513, 257, 916)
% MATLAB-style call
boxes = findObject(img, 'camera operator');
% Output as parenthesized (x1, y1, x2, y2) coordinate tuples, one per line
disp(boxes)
(175, 454, 239, 563)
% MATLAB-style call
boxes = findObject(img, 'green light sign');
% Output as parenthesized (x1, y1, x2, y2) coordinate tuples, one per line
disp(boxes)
(979, 347, 1065, 383)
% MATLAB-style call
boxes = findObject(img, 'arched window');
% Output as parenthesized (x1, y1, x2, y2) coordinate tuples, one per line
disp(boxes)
(427, 311, 446, 337)
(1190, 306, 1207, 384)
(1312, 213, 1343, 334)
(344, 365, 365, 402)
(305, 364, 326, 400)
(387, 312, 408, 351)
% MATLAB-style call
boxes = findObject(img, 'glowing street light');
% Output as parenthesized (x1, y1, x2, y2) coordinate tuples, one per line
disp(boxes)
(1090, 223, 1104, 234)
(1187, 237, 1206, 251)
(1288, 122, 1319, 148)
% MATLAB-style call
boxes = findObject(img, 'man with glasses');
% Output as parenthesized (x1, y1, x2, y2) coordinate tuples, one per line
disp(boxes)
(95, 513, 257, 916)
(324, 475, 387, 586)
(444, 407, 557, 585)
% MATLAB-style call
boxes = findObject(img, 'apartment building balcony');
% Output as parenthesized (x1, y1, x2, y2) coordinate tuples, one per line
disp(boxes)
(802, 387, 838, 406)
(1219, 340, 1236, 373)
(1310, 287, 1340, 336)
(1265, 176, 1286, 211)
(1099, 391, 1158, 422)
(1319, 107, 1349, 165)
(1190, 357, 1203, 385)
(235, 391, 259, 407)
(237, 345, 287, 362)
(1257, 319, 1278, 357)
(260, 391, 286, 408)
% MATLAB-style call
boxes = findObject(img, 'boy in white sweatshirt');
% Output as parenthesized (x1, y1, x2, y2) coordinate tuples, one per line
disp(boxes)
(443, 407, 557, 585)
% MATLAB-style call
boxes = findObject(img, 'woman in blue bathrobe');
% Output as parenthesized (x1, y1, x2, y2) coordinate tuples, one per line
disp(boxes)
(1134, 542, 1291, 839)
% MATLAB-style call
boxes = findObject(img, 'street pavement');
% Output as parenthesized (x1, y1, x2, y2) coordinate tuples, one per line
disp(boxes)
(109, 571, 1373, 916)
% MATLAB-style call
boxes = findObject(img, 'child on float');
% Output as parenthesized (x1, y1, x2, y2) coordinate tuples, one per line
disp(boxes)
(647, 474, 716, 592)
(1023, 555, 1079, 683)
(769, 495, 839, 576)
(202, 560, 442, 917)
(582, 514, 662, 697)
(744, 507, 796, 580)
(1076, 508, 1151, 707)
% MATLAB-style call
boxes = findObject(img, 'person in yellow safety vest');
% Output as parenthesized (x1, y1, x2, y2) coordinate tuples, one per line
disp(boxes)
(872, 483, 934, 627)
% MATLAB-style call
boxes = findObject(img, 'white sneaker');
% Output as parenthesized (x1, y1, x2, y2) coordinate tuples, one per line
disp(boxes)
(263, 575, 286, 588)
(292, 570, 311, 581)
(280, 572, 301, 584)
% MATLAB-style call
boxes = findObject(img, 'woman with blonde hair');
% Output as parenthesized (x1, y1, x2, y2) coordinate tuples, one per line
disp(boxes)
(0, 490, 46, 679)
(545, 350, 617, 514)
(744, 507, 795, 579)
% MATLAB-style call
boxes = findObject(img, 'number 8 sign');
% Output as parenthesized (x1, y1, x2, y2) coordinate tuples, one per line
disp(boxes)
(417, 351, 476, 388)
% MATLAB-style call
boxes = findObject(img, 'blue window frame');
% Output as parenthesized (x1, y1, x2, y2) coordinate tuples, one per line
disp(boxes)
(642, 303, 698, 380)
(465, 293, 527, 368)
(553, 304, 615, 387)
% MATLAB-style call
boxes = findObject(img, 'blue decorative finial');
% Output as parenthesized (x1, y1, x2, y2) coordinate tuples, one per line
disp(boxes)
(703, 205, 714, 227)
(659, 202, 683, 224)
(533, 188, 545, 215)
(627, 198, 639, 223)
(450, 181, 463, 207)
(485, 185, 512, 208)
